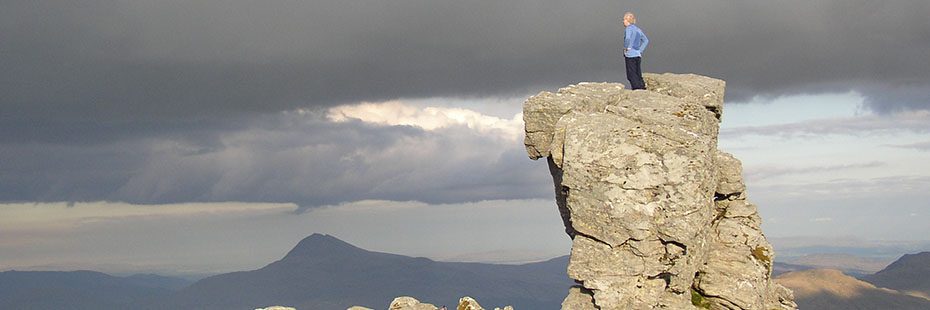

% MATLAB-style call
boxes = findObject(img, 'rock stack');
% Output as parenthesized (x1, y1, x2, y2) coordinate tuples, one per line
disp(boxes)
(523, 73, 796, 309)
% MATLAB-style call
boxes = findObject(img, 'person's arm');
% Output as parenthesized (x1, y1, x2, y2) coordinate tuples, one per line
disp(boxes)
(637, 29, 649, 54)
(624, 27, 633, 52)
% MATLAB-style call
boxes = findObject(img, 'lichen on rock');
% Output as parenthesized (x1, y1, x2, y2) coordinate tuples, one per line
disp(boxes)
(524, 73, 797, 310)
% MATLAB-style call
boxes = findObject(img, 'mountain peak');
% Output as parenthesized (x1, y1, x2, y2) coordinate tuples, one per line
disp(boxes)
(283, 233, 363, 259)
(863, 251, 930, 300)
(883, 251, 930, 271)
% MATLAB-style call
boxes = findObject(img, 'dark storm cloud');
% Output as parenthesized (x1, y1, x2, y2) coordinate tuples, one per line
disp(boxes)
(3, 1, 929, 129)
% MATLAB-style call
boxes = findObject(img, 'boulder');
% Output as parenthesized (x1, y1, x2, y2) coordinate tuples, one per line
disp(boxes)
(389, 296, 439, 310)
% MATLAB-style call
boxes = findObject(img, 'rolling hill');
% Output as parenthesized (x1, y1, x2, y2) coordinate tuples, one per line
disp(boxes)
(776, 269, 930, 310)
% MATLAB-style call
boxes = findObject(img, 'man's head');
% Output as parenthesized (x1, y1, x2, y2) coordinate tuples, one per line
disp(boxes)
(623, 12, 636, 27)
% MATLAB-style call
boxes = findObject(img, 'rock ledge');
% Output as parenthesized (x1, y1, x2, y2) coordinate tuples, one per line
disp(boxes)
(524, 73, 797, 309)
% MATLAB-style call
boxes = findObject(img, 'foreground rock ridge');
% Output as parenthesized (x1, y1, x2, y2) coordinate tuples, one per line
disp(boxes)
(523, 73, 797, 309)
(349, 296, 512, 310)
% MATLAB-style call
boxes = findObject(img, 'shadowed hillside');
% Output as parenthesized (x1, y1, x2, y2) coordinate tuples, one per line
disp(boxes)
(864, 252, 930, 299)
(776, 269, 930, 310)
(0, 270, 175, 310)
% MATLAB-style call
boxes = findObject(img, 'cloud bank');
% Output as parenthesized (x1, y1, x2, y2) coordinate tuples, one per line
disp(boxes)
(0, 104, 549, 206)
(2, 0, 929, 211)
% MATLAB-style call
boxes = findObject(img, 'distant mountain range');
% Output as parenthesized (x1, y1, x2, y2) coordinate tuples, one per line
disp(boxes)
(771, 261, 814, 276)
(0, 270, 183, 309)
(165, 234, 573, 309)
(778, 253, 891, 278)
(3, 235, 929, 310)
(2, 234, 572, 310)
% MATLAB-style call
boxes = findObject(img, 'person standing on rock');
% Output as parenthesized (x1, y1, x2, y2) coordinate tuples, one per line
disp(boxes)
(623, 12, 649, 90)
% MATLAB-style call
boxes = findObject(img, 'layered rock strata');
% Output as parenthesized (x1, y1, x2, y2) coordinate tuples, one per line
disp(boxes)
(523, 73, 796, 309)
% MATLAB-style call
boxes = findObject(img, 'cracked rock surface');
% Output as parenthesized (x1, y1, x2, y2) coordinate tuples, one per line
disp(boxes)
(524, 73, 796, 310)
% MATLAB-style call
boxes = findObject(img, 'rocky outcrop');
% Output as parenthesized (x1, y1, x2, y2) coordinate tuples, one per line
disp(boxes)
(354, 296, 513, 310)
(388, 296, 440, 310)
(523, 73, 796, 309)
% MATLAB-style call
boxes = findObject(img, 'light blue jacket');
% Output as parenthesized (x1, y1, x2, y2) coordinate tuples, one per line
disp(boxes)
(624, 24, 649, 58)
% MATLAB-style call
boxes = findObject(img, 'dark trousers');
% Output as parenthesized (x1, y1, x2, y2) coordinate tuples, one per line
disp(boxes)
(625, 56, 645, 90)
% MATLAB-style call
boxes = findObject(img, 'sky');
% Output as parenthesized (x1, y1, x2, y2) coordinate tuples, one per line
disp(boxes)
(1, 1, 929, 276)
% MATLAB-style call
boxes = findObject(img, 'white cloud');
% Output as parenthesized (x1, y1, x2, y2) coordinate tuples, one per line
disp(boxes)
(752, 175, 930, 200)
(744, 161, 885, 182)
(81, 106, 553, 207)
(310, 199, 429, 213)
(326, 100, 524, 141)
(721, 110, 930, 138)
(884, 140, 930, 151)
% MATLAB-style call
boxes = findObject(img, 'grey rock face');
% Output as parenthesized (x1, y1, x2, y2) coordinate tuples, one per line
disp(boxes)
(642, 73, 726, 120)
(523, 73, 796, 310)
(562, 286, 598, 310)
